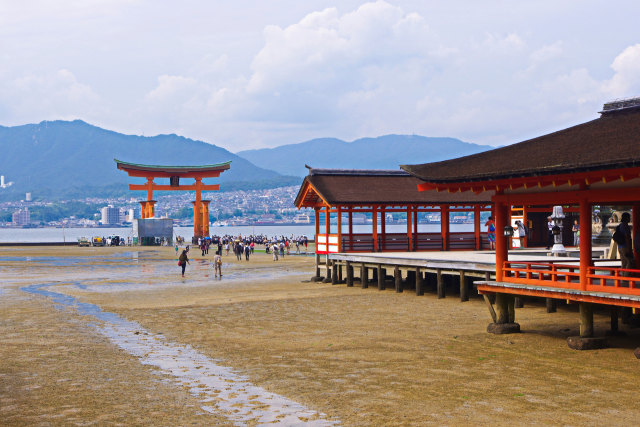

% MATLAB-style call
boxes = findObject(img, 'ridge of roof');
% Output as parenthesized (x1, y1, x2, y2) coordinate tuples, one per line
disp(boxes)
(307, 167, 409, 177)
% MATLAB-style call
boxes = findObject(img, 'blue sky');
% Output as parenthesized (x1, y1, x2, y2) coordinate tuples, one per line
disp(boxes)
(1, 0, 639, 151)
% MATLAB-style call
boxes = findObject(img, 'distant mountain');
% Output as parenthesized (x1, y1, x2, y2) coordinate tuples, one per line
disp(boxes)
(0, 120, 298, 199)
(237, 135, 495, 177)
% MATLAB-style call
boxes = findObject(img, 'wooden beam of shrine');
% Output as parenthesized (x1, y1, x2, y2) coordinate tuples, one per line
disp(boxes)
(495, 187, 640, 205)
(129, 184, 220, 191)
(417, 182, 436, 191)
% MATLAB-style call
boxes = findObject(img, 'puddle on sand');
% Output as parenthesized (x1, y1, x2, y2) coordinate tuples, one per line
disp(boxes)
(21, 282, 339, 426)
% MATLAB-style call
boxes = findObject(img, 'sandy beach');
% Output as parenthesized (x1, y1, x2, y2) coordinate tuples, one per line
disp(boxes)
(2, 245, 640, 425)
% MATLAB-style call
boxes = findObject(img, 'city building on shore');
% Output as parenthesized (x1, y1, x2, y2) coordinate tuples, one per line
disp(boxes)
(100, 205, 121, 225)
(12, 207, 30, 226)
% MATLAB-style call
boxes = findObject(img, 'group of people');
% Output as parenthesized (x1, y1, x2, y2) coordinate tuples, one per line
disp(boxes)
(483, 215, 581, 251)
(176, 233, 310, 277)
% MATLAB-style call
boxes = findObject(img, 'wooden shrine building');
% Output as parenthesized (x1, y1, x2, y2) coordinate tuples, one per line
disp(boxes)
(294, 168, 492, 276)
(115, 159, 230, 241)
(402, 97, 640, 349)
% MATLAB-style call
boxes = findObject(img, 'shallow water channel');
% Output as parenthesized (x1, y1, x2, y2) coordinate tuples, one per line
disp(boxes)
(18, 251, 338, 426)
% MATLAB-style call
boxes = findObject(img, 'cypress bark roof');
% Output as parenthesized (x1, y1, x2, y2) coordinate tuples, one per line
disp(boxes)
(294, 168, 491, 207)
(401, 107, 640, 183)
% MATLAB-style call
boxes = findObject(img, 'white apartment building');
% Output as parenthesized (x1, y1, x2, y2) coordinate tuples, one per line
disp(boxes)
(100, 205, 121, 225)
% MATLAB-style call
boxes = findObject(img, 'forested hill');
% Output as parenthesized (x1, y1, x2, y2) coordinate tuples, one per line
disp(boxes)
(0, 120, 297, 199)
(237, 135, 494, 178)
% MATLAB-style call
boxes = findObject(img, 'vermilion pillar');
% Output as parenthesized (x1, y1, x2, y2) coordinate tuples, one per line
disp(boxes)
(380, 207, 386, 251)
(474, 205, 481, 249)
(495, 199, 509, 282)
(407, 206, 413, 251)
(201, 200, 210, 237)
(139, 201, 147, 219)
(348, 208, 353, 251)
(191, 201, 202, 239)
(193, 178, 202, 239)
(633, 203, 640, 267)
(146, 200, 156, 218)
(579, 198, 592, 291)
(337, 206, 343, 252)
(315, 208, 320, 245)
(441, 205, 450, 251)
(372, 206, 378, 252)
(146, 177, 154, 202)
(325, 206, 330, 236)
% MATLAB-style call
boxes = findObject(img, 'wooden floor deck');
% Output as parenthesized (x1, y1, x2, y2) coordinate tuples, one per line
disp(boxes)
(323, 248, 620, 302)
(477, 280, 640, 309)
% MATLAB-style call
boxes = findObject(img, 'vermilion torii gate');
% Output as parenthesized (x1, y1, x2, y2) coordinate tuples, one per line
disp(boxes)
(115, 159, 231, 240)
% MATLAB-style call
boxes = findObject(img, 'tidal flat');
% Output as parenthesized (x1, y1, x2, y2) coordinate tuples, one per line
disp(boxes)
(2, 246, 640, 426)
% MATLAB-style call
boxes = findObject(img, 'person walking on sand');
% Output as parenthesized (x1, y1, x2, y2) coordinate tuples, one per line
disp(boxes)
(272, 243, 279, 261)
(485, 216, 496, 250)
(179, 247, 190, 277)
(213, 251, 222, 278)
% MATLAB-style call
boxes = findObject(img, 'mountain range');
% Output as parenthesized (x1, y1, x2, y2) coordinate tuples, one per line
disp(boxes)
(0, 120, 297, 199)
(238, 135, 494, 177)
(0, 120, 494, 200)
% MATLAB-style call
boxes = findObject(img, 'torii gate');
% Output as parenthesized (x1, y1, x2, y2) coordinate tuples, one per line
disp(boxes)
(115, 159, 231, 240)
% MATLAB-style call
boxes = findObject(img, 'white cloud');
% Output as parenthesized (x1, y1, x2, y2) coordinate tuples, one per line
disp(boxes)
(478, 32, 526, 54)
(247, 1, 434, 96)
(1, 1, 640, 151)
(603, 44, 640, 97)
(1, 69, 99, 121)
(145, 75, 198, 103)
(529, 42, 563, 66)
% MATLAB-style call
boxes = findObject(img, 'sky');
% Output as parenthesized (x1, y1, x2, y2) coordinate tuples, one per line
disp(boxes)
(1, 0, 640, 152)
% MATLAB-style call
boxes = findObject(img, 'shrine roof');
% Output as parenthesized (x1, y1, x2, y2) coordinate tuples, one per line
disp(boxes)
(401, 103, 640, 184)
(115, 159, 231, 175)
(294, 167, 491, 208)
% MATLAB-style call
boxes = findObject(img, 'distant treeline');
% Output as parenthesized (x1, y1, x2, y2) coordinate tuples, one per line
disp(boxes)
(0, 177, 301, 202)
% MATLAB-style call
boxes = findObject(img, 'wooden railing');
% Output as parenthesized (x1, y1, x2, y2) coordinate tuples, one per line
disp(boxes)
(502, 261, 640, 296)
(587, 266, 640, 295)
(414, 233, 442, 251)
(449, 232, 479, 250)
(338, 232, 482, 252)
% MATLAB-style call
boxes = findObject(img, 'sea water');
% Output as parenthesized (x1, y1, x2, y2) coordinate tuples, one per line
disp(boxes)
(0, 223, 473, 243)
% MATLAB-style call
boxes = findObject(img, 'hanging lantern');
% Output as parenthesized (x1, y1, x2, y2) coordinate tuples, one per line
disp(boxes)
(504, 225, 514, 237)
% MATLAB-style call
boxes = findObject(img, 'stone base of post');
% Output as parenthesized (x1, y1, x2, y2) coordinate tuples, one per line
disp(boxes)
(487, 322, 520, 334)
(567, 336, 607, 350)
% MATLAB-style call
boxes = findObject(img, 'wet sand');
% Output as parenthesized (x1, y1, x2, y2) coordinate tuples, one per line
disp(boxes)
(2, 245, 640, 425)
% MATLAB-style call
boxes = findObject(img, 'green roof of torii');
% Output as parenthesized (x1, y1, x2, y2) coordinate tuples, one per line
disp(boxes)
(114, 158, 231, 174)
